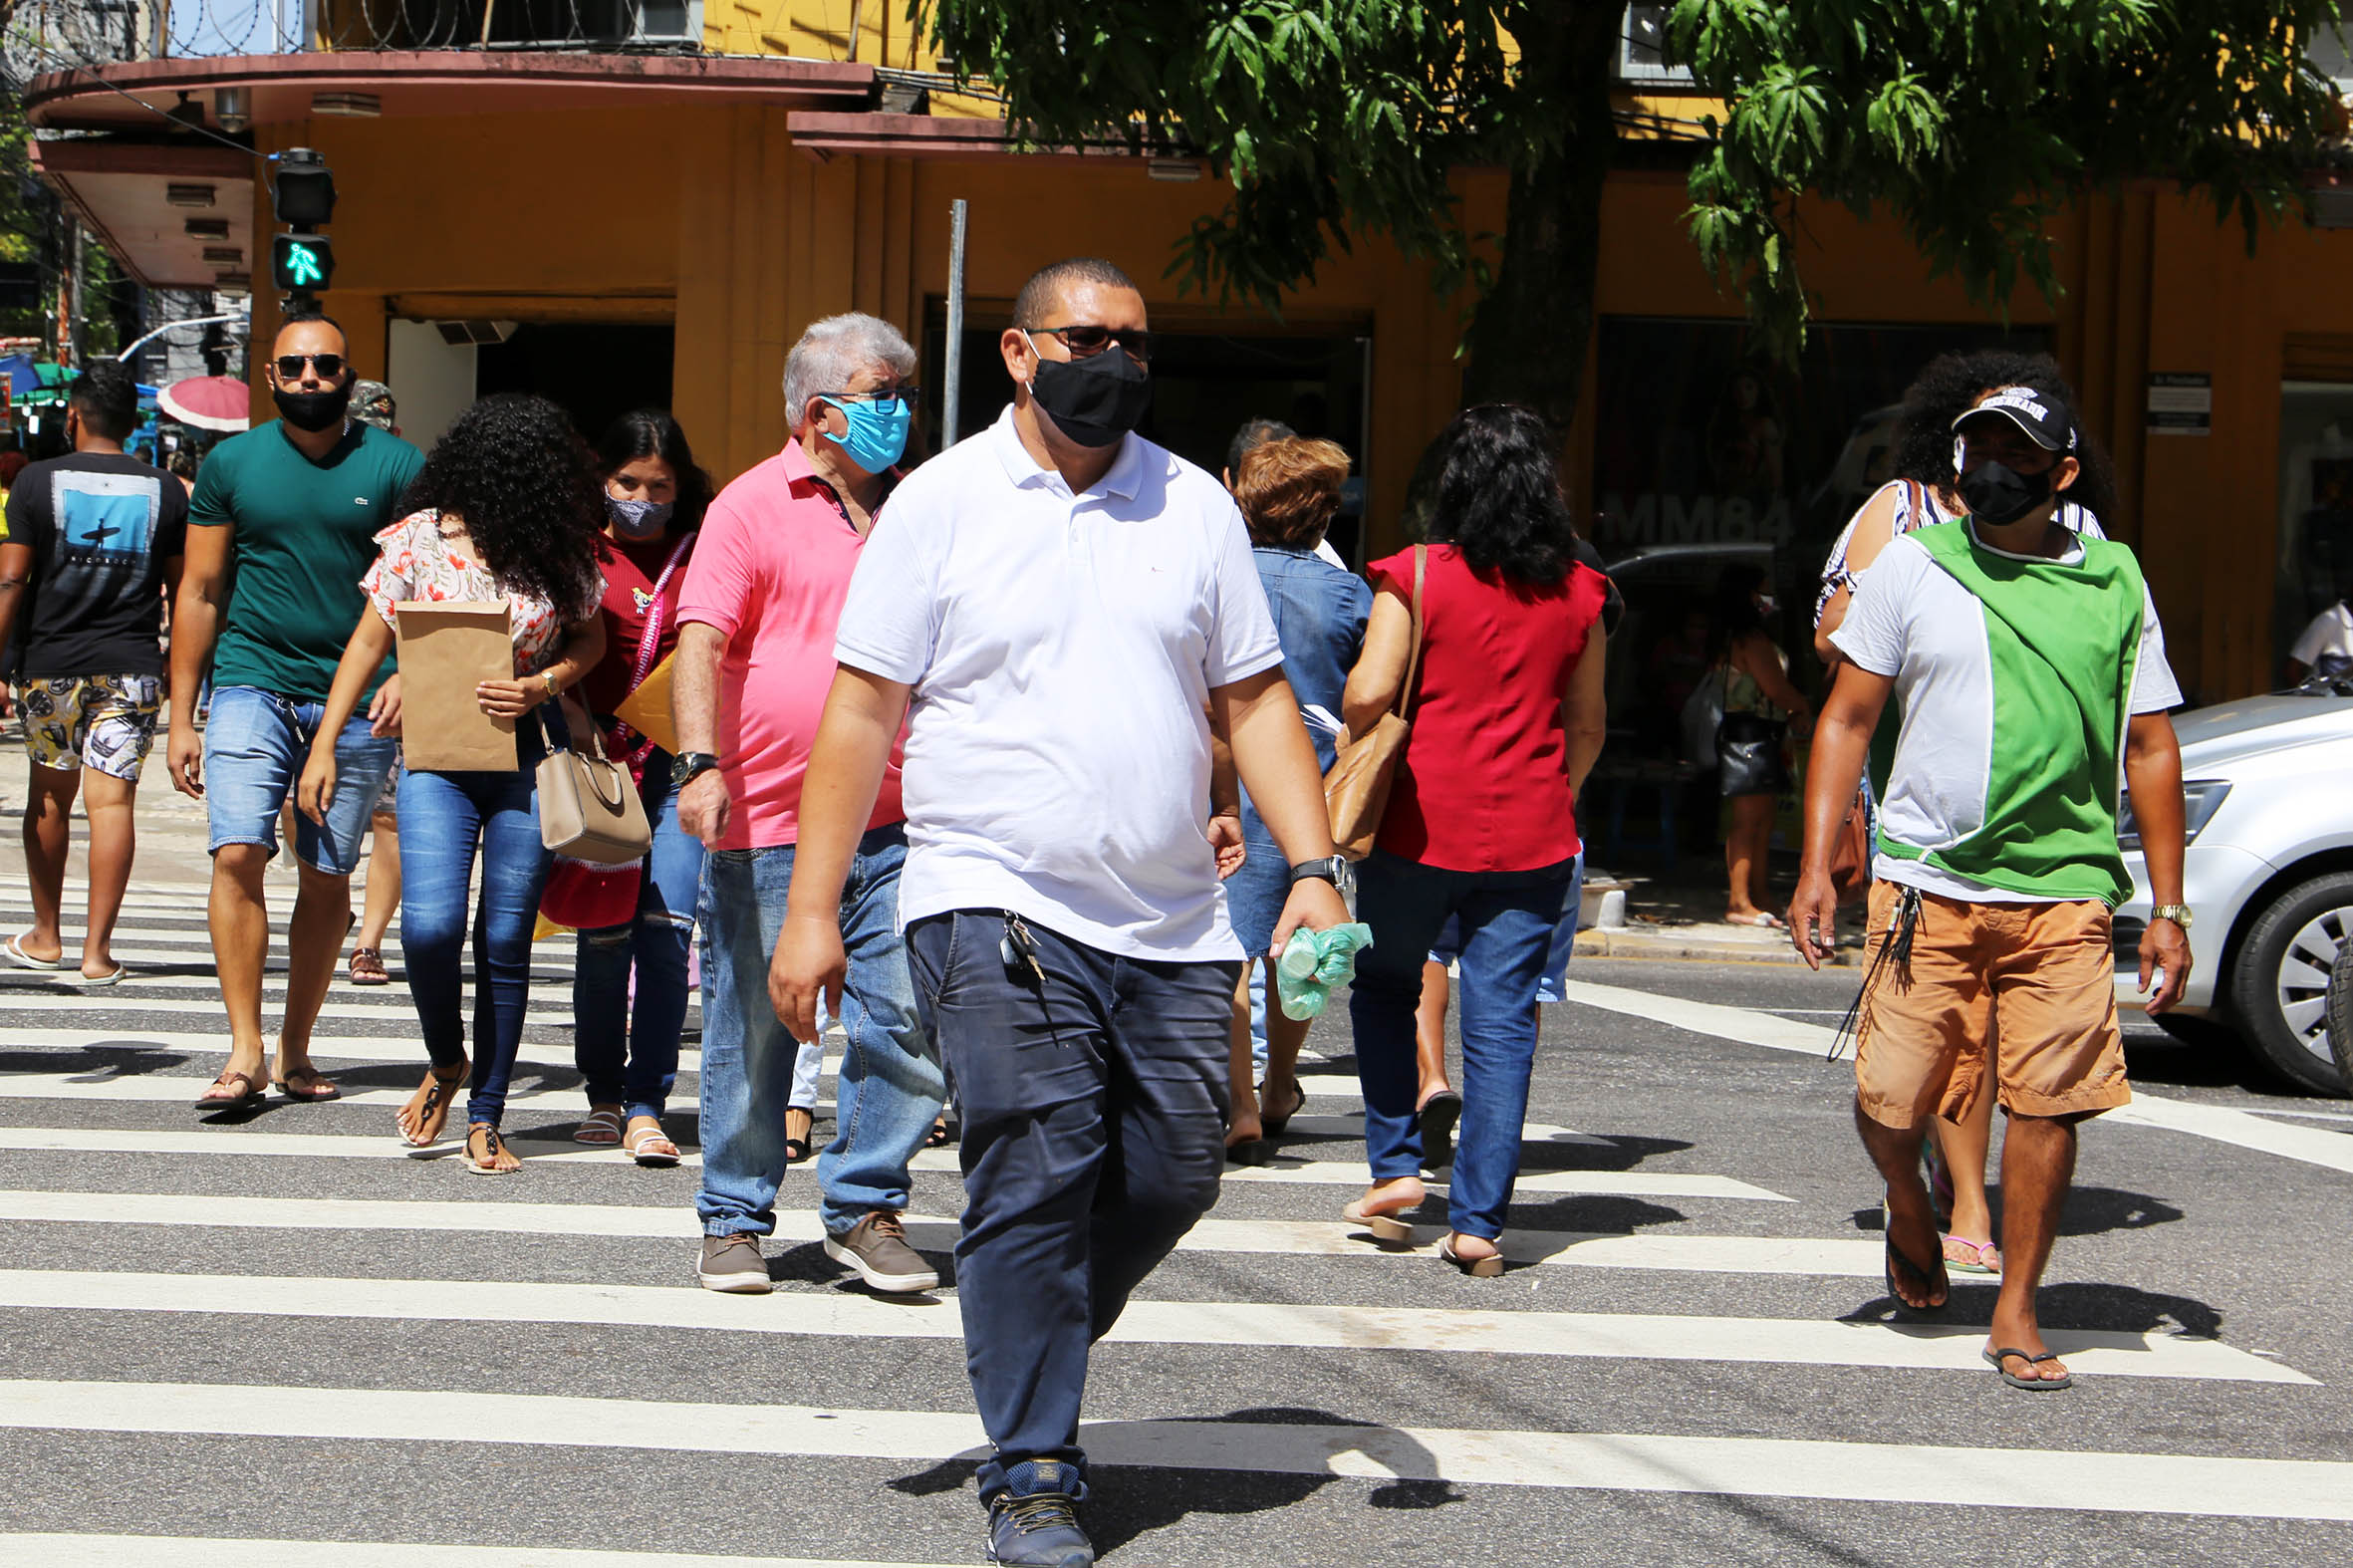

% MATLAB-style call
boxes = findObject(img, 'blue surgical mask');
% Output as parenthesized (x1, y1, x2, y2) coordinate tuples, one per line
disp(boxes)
(606, 493, 673, 539)
(822, 393, 912, 474)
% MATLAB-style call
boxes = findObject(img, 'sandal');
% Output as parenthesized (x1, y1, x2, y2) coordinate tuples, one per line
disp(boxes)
(1417, 1089, 1461, 1172)
(1438, 1234, 1505, 1278)
(348, 946, 390, 986)
(196, 1067, 266, 1107)
(273, 1063, 343, 1103)
(1982, 1345, 2073, 1391)
(398, 1061, 469, 1149)
(574, 1107, 625, 1146)
(1341, 1196, 1419, 1247)
(624, 1121, 680, 1168)
(1882, 1201, 1950, 1316)
(1257, 1077, 1306, 1137)
(923, 1115, 953, 1149)
(3, 932, 61, 970)
(784, 1107, 815, 1166)
(1943, 1234, 2003, 1276)
(462, 1123, 520, 1176)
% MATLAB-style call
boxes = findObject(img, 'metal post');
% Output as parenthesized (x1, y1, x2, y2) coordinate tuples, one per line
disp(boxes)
(66, 227, 87, 368)
(941, 197, 968, 448)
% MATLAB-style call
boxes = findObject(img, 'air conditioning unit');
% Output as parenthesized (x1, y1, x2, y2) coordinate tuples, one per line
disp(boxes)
(434, 320, 519, 346)
(630, 0, 701, 44)
(1618, 4, 1693, 86)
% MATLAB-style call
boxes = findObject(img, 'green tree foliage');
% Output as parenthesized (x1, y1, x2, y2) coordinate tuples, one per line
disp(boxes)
(931, 1, 2347, 423)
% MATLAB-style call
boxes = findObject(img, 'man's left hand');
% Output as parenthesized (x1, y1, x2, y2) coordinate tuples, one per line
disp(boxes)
(1207, 812, 1246, 881)
(1269, 875, 1350, 958)
(2138, 915, 2193, 1015)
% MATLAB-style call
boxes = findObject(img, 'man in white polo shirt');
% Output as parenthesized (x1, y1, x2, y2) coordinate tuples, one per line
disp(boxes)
(773, 258, 1351, 1568)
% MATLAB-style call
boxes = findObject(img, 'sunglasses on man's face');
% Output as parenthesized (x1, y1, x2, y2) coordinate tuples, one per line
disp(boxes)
(274, 353, 346, 381)
(1031, 325, 1153, 364)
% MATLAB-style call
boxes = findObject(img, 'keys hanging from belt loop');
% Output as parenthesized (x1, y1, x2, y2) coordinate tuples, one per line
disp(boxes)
(1827, 885, 1923, 1063)
(1000, 913, 1046, 989)
(1890, 886, 1923, 970)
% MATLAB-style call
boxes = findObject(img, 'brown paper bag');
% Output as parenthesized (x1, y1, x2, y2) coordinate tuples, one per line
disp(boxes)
(612, 651, 678, 755)
(394, 601, 516, 772)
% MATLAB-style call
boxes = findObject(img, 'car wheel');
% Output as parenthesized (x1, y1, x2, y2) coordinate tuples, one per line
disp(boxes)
(2328, 944, 2353, 1095)
(2229, 871, 2353, 1097)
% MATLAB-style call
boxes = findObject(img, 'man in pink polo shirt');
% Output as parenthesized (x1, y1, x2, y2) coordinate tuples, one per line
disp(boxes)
(671, 312, 944, 1296)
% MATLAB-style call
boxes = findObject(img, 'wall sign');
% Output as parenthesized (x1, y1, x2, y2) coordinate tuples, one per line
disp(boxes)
(2148, 372, 2213, 435)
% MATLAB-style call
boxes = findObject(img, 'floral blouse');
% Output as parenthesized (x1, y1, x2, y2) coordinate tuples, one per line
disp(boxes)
(361, 508, 597, 676)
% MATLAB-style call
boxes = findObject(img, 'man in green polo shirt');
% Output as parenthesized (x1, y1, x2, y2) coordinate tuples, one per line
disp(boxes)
(166, 314, 425, 1108)
(1790, 381, 2191, 1395)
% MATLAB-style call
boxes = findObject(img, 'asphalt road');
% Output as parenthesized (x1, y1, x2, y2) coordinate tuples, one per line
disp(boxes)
(1, 884, 2349, 1566)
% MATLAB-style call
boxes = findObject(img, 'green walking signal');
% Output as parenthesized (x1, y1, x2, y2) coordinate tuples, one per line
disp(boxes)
(269, 148, 339, 311)
(272, 234, 334, 294)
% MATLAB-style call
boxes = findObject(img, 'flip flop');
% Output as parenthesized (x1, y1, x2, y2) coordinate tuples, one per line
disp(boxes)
(1438, 1234, 1505, 1278)
(1943, 1234, 2003, 1276)
(273, 1064, 342, 1103)
(1225, 1137, 1273, 1167)
(462, 1125, 520, 1176)
(4, 933, 61, 970)
(1882, 1221, 1950, 1317)
(1342, 1198, 1418, 1246)
(74, 964, 129, 987)
(1417, 1090, 1462, 1171)
(1257, 1078, 1307, 1137)
(196, 1067, 267, 1108)
(1983, 1345, 2073, 1391)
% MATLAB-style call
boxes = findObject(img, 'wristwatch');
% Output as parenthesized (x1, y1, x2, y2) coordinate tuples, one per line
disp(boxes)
(1289, 856, 1347, 887)
(670, 751, 722, 787)
(2150, 903, 2194, 930)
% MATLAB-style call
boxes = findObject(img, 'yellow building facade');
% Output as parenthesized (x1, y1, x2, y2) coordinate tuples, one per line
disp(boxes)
(26, 20, 2353, 705)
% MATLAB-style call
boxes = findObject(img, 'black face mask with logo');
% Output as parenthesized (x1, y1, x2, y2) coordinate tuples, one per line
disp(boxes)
(1027, 338, 1153, 449)
(274, 380, 355, 434)
(1957, 460, 2054, 528)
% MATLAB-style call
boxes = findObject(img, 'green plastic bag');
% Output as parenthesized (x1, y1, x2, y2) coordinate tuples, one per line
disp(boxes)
(1273, 921, 1375, 1021)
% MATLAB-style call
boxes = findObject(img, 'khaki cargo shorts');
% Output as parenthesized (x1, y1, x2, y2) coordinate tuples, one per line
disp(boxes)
(1853, 881, 2132, 1128)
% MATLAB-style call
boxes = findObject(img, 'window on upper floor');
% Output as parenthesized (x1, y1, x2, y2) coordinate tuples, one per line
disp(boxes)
(1616, 4, 1695, 89)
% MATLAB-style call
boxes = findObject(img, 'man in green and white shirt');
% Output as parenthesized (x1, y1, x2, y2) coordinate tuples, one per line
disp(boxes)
(1792, 384, 2191, 1394)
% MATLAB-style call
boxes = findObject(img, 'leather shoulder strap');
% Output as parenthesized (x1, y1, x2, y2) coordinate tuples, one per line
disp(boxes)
(1397, 544, 1428, 721)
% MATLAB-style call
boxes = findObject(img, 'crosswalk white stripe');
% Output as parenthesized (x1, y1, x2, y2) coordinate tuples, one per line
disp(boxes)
(0, 991, 584, 1023)
(0, 1124, 1776, 1197)
(0, 1269, 2300, 1383)
(1567, 978, 2353, 1177)
(0, 1188, 1882, 1276)
(6, 1380, 2349, 1519)
(0, 1538, 955, 1568)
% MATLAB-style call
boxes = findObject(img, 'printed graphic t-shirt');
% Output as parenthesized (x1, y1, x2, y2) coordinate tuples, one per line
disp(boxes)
(3, 451, 189, 680)
(189, 419, 425, 701)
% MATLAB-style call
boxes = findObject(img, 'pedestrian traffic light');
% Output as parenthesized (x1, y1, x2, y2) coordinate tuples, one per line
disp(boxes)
(269, 147, 337, 312)
(272, 233, 334, 293)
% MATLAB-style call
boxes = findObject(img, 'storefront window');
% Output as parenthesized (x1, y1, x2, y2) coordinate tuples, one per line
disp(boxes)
(1590, 315, 2046, 752)
(2274, 381, 2353, 681)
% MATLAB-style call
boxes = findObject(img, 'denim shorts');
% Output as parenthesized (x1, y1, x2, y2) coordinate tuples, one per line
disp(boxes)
(202, 684, 400, 876)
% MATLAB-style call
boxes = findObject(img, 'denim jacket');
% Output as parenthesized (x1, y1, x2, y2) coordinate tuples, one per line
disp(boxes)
(1251, 544, 1371, 775)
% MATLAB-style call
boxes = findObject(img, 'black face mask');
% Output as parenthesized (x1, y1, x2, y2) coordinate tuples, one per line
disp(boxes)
(1957, 460, 2053, 528)
(274, 381, 354, 434)
(1026, 338, 1153, 449)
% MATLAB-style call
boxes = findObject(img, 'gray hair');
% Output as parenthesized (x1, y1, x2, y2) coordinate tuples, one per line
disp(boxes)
(783, 313, 918, 431)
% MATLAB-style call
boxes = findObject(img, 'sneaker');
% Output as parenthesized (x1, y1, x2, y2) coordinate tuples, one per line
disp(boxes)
(696, 1231, 772, 1294)
(987, 1460, 1093, 1567)
(823, 1210, 940, 1293)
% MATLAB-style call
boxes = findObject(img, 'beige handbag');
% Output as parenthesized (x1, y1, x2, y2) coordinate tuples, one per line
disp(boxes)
(536, 707, 652, 866)
(1324, 544, 1426, 861)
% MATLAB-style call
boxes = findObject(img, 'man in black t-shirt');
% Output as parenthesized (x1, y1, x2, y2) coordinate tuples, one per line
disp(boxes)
(0, 361, 188, 982)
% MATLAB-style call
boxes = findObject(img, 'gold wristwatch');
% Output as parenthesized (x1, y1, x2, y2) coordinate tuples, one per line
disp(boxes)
(2150, 903, 2193, 930)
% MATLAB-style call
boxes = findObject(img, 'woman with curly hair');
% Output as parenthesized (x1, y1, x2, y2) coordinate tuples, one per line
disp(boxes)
(566, 409, 715, 1167)
(1338, 403, 1610, 1275)
(298, 392, 607, 1174)
(1809, 350, 2114, 1280)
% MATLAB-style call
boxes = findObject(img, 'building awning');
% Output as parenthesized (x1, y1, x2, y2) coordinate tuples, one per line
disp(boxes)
(30, 139, 254, 290)
(23, 50, 877, 133)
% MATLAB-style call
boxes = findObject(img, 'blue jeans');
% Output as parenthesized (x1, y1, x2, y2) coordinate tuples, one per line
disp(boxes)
(1430, 852, 1587, 1003)
(396, 756, 551, 1130)
(905, 910, 1238, 1507)
(1349, 850, 1575, 1239)
(694, 823, 942, 1239)
(202, 684, 399, 876)
(573, 759, 704, 1122)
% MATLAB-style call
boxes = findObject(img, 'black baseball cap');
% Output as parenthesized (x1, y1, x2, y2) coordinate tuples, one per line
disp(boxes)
(1952, 386, 2076, 451)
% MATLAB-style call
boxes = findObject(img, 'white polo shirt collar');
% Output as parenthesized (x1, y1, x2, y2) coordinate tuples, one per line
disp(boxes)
(986, 404, 1144, 502)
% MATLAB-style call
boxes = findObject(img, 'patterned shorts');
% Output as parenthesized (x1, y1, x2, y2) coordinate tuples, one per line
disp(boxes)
(17, 673, 163, 782)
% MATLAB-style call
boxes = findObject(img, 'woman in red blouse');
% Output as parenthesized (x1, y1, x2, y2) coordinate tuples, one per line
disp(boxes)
(1341, 404, 1610, 1275)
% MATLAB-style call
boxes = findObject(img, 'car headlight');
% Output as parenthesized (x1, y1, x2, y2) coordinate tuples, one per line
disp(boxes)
(2118, 780, 2231, 852)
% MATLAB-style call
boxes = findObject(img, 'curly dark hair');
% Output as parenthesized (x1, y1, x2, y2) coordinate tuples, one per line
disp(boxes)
(596, 408, 713, 533)
(1421, 403, 1575, 586)
(398, 393, 605, 622)
(1891, 349, 2118, 525)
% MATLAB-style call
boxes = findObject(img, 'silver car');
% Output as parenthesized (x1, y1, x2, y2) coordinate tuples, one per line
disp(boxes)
(2116, 689, 2353, 1096)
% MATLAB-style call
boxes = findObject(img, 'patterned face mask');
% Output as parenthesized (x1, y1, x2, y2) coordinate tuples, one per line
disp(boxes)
(605, 493, 673, 539)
